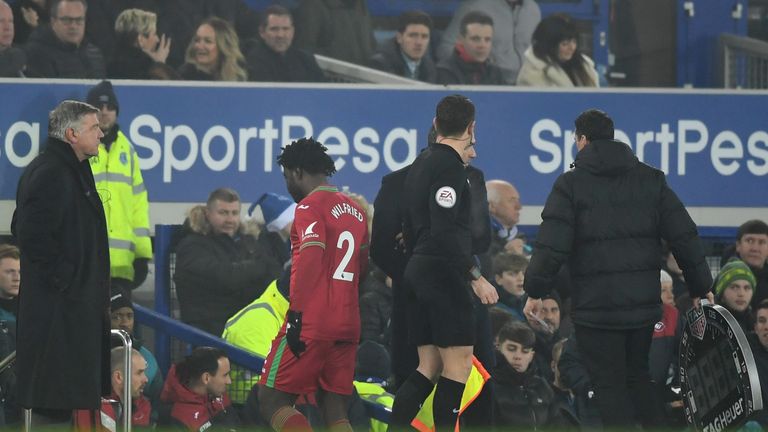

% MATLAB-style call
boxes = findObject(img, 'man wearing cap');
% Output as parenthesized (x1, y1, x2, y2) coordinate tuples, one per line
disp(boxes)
(110, 290, 163, 416)
(251, 192, 295, 269)
(87, 80, 152, 294)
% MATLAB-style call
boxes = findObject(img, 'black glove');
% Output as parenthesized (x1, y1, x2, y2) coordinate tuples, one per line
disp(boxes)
(132, 258, 149, 289)
(286, 310, 306, 358)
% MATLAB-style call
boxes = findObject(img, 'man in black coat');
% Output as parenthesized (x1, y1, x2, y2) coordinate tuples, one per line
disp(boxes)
(368, 10, 437, 83)
(23, 0, 105, 78)
(245, 5, 324, 83)
(436, 11, 507, 85)
(523, 109, 713, 429)
(12, 100, 111, 425)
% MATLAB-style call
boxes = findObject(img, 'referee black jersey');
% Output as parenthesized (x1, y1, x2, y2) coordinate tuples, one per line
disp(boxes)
(403, 142, 475, 278)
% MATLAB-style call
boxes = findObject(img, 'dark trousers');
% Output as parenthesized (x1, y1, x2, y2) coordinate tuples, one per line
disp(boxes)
(575, 324, 665, 429)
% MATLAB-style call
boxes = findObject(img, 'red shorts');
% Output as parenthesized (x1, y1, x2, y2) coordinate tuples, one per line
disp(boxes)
(260, 331, 356, 395)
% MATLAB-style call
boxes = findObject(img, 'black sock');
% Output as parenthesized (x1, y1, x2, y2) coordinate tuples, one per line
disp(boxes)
(390, 370, 434, 429)
(433, 376, 465, 431)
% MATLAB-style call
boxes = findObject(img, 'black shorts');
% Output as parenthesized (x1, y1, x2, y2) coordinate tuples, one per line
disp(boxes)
(404, 255, 476, 348)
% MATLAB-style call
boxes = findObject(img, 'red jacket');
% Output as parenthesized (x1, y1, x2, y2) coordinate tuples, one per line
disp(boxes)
(73, 392, 152, 431)
(160, 364, 240, 431)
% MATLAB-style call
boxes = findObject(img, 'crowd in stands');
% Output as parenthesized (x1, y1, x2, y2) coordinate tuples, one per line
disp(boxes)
(0, 0, 604, 87)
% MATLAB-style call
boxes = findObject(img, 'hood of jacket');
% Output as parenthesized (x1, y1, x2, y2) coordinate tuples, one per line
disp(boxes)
(573, 139, 638, 177)
(160, 364, 231, 408)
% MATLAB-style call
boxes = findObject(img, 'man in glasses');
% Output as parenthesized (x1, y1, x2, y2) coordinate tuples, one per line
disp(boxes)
(24, 0, 105, 78)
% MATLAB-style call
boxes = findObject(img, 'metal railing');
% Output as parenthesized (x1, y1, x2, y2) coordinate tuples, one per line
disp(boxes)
(719, 33, 768, 88)
(314, 54, 432, 85)
(111, 329, 133, 432)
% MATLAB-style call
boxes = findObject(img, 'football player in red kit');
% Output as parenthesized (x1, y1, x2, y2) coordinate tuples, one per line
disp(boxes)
(259, 137, 369, 432)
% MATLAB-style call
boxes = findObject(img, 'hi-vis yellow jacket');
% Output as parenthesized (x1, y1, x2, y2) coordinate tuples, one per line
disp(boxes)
(222, 279, 289, 403)
(411, 357, 490, 432)
(89, 130, 151, 281)
(354, 381, 394, 432)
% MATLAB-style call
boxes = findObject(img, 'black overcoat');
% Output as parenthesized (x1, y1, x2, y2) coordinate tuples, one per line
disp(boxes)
(12, 137, 111, 409)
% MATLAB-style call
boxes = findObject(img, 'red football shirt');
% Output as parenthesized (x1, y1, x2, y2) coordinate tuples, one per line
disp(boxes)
(289, 185, 369, 341)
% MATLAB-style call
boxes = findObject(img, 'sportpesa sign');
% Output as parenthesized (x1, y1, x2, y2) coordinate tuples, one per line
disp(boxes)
(680, 303, 762, 431)
(0, 81, 766, 206)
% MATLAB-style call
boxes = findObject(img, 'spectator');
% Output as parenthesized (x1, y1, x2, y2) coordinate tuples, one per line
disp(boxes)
(517, 14, 599, 87)
(0, 1, 26, 77)
(245, 5, 324, 82)
(222, 271, 289, 404)
(12, 100, 110, 426)
(86, 81, 153, 294)
(74, 347, 152, 430)
(250, 192, 295, 269)
(359, 266, 391, 346)
(490, 305, 517, 346)
(480, 179, 524, 276)
(714, 259, 756, 333)
(108, 8, 176, 80)
(160, 347, 241, 430)
(0, 244, 18, 426)
(174, 187, 282, 336)
(437, 11, 507, 85)
(437, 0, 540, 83)
(178, 16, 247, 81)
(492, 322, 560, 429)
(0, 244, 19, 323)
(292, 0, 375, 65)
(109, 290, 164, 418)
(723, 220, 768, 307)
(11, 0, 47, 46)
(353, 341, 394, 432)
(748, 300, 768, 426)
(491, 252, 528, 321)
(526, 292, 563, 385)
(556, 337, 601, 429)
(24, 0, 105, 78)
(369, 10, 436, 83)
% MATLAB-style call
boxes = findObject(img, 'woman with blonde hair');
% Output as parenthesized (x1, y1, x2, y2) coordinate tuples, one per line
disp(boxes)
(516, 14, 599, 88)
(179, 17, 247, 81)
(108, 8, 175, 79)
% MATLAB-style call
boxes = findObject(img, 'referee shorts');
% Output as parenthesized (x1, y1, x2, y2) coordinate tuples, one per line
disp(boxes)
(404, 255, 476, 348)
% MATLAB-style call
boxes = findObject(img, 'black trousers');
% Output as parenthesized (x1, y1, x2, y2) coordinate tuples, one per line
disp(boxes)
(575, 324, 665, 429)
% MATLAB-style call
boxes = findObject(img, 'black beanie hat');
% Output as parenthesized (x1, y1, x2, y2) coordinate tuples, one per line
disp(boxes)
(355, 341, 391, 381)
(87, 80, 119, 114)
(110, 290, 133, 312)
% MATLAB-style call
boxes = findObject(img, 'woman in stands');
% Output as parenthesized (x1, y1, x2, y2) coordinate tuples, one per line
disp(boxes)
(108, 8, 176, 80)
(516, 14, 599, 87)
(178, 17, 247, 81)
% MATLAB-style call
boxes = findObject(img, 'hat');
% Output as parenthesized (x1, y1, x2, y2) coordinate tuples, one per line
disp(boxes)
(713, 259, 756, 298)
(87, 80, 119, 113)
(110, 290, 133, 312)
(355, 341, 391, 381)
(660, 269, 673, 284)
(250, 193, 296, 232)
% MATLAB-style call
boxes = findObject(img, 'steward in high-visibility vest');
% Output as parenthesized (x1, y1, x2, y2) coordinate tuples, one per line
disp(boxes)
(87, 81, 151, 290)
(353, 380, 394, 432)
(222, 277, 289, 403)
(411, 357, 490, 432)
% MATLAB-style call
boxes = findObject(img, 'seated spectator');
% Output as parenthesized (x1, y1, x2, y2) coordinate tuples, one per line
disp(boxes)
(714, 259, 757, 333)
(160, 347, 241, 430)
(250, 192, 295, 269)
(525, 292, 563, 385)
(721, 220, 768, 307)
(222, 270, 289, 404)
(748, 300, 768, 426)
(649, 270, 684, 422)
(178, 16, 247, 81)
(353, 341, 394, 432)
(109, 290, 164, 417)
(437, 11, 507, 86)
(11, 0, 47, 46)
(174, 187, 282, 336)
(556, 337, 601, 429)
(437, 0, 540, 84)
(491, 252, 528, 321)
(245, 5, 324, 83)
(0, 245, 18, 426)
(517, 14, 599, 87)
(359, 265, 391, 346)
(0, 1, 26, 77)
(492, 322, 560, 429)
(23, 0, 105, 78)
(108, 8, 176, 80)
(292, 0, 375, 65)
(74, 347, 152, 430)
(368, 10, 436, 83)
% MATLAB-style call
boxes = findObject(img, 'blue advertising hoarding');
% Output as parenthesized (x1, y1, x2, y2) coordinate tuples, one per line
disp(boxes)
(0, 80, 766, 212)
